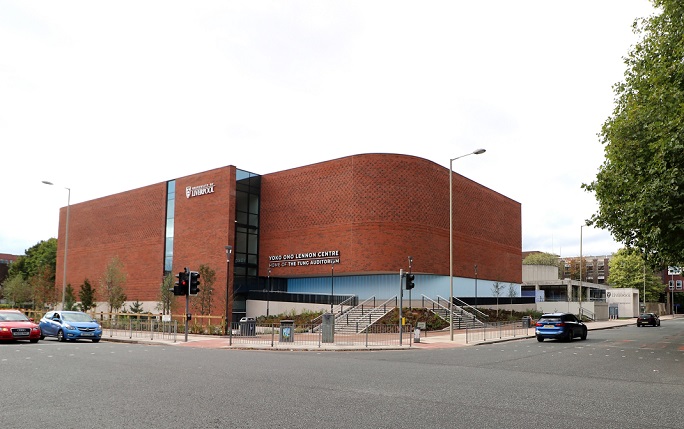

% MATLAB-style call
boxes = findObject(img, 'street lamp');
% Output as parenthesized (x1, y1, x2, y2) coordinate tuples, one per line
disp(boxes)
(42, 181, 70, 310)
(449, 148, 486, 341)
(224, 245, 232, 335)
(267, 268, 271, 317)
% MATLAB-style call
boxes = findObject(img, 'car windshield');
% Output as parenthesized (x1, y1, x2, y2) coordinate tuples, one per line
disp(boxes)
(61, 313, 95, 323)
(639, 314, 652, 318)
(0, 312, 29, 322)
(539, 317, 561, 323)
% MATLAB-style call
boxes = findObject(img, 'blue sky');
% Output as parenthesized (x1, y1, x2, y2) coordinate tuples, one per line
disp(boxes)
(0, 0, 657, 258)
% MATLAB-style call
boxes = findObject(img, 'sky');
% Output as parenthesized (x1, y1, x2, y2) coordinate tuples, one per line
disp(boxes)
(0, 0, 658, 258)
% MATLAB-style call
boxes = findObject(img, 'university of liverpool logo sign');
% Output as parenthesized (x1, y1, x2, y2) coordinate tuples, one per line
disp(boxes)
(186, 183, 215, 198)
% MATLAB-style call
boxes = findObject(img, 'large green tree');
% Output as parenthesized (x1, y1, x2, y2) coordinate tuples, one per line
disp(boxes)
(7, 239, 57, 281)
(583, 0, 684, 267)
(609, 248, 664, 302)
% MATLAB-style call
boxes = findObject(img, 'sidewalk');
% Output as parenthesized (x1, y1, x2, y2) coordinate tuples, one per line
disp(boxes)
(101, 316, 663, 351)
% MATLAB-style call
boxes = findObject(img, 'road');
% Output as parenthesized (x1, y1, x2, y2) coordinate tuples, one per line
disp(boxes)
(2, 319, 682, 429)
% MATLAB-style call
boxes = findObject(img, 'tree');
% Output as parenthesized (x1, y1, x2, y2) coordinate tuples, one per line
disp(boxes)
(491, 281, 505, 316)
(29, 264, 57, 310)
(8, 238, 57, 281)
(507, 283, 517, 316)
(78, 279, 96, 312)
(129, 300, 144, 314)
(157, 273, 174, 315)
(194, 264, 216, 316)
(523, 252, 558, 266)
(1, 274, 32, 307)
(64, 284, 78, 310)
(100, 256, 127, 313)
(6, 239, 57, 309)
(609, 248, 664, 302)
(583, 0, 684, 267)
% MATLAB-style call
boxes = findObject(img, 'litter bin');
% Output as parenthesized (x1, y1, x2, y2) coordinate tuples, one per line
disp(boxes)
(279, 320, 294, 343)
(522, 316, 532, 328)
(239, 317, 256, 336)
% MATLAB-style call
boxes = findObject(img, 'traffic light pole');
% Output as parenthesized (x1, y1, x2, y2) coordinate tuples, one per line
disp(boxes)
(184, 266, 190, 342)
(399, 269, 403, 346)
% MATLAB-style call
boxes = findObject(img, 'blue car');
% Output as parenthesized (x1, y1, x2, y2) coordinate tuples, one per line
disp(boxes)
(39, 311, 103, 342)
(535, 312, 587, 342)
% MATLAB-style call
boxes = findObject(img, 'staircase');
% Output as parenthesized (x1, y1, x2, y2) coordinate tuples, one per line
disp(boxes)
(332, 296, 396, 334)
(425, 295, 485, 329)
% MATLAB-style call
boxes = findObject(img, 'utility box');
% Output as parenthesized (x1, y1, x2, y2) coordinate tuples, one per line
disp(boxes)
(322, 313, 335, 343)
(279, 320, 294, 343)
(239, 317, 256, 336)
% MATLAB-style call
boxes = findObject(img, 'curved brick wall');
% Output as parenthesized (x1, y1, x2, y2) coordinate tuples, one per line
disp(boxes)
(260, 153, 521, 283)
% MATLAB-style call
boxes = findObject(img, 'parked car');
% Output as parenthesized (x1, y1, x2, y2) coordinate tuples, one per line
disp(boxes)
(535, 312, 587, 342)
(636, 313, 660, 327)
(0, 309, 42, 343)
(39, 311, 102, 342)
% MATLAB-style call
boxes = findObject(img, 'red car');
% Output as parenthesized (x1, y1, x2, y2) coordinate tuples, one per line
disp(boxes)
(0, 310, 42, 343)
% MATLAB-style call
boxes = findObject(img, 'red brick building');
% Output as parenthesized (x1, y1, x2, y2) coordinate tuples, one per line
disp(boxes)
(51, 154, 521, 321)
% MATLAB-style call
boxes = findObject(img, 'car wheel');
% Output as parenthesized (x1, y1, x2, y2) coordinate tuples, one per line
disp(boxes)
(30, 338, 39, 343)
(40, 334, 45, 340)
(637, 323, 641, 327)
(57, 330, 66, 342)
(92, 338, 100, 343)
(580, 328, 587, 340)
(537, 335, 544, 342)
(566, 329, 573, 342)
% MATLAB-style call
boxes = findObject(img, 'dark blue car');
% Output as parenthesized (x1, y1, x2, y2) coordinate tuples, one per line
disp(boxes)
(39, 311, 102, 342)
(535, 312, 587, 342)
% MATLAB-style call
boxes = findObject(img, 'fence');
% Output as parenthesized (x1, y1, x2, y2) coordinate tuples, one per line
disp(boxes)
(227, 322, 412, 348)
(19, 308, 413, 348)
(465, 320, 530, 344)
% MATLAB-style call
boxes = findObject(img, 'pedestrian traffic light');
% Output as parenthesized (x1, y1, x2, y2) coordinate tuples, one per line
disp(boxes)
(189, 271, 201, 295)
(406, 273, 415, 290)
(174, 270, 188, 296)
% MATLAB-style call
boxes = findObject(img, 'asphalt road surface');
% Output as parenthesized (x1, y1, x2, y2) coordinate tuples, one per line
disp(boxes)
(2, 319, 682, 429)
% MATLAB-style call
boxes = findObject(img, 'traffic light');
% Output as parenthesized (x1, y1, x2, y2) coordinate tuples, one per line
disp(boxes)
(189, 271, 201, 295)
(406, 273, 415, 290)
(174, 270, 188, 296)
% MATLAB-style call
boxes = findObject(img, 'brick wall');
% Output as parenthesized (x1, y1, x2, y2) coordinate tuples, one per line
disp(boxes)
(260, 154, 521, 283)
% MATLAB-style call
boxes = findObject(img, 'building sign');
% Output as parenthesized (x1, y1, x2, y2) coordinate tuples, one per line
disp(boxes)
(606, 290, 634, 304)
(667, 266, 682, 275)
(186, 183, 215, 198)
(269, 250, 340, 268)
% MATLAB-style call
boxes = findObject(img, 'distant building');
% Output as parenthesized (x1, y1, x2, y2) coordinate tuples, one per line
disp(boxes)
(560, 255, 613, 285)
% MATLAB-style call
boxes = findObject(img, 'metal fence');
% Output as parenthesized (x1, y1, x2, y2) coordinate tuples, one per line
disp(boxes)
(465, 320, 530, 344)
(227, 322, 413, 348)
(102, 317, 179, 343)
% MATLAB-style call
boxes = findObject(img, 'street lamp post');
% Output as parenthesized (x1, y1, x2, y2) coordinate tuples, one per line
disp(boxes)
(449, 149, 486, 341)
(267, 268, 271, 317)
(224, 245, 232, 335)
(474, 264, 478, 308)
(42, 181, 70, 310)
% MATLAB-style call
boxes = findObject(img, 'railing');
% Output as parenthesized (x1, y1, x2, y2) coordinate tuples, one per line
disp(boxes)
(228, 322, 412, 348)
(102, 318, 178, 342)
(579, 307, 595, 321)
(465, 320, 530, 344)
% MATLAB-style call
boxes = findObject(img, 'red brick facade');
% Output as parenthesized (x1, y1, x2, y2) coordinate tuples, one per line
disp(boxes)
(260, 154, 521, 283)
(54, 154, 520, 316)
